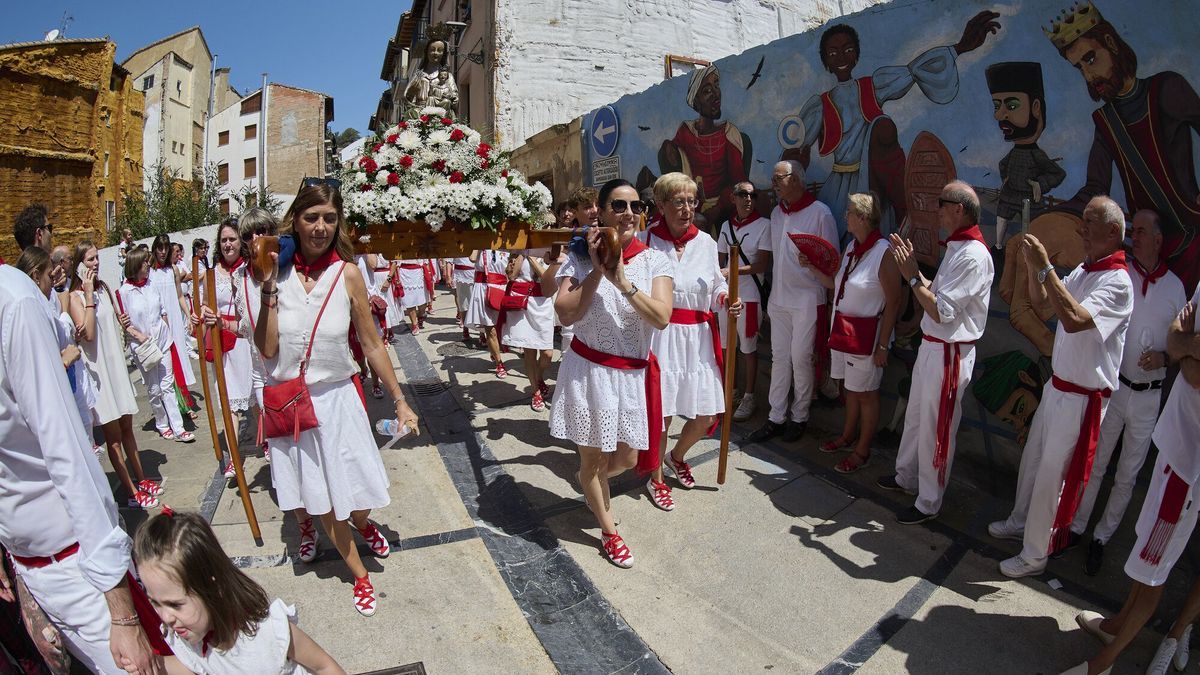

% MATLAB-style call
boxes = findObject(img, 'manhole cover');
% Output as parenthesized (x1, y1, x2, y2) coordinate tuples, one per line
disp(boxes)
(410, 381, 449, 397)
(436, 342, 483, 357)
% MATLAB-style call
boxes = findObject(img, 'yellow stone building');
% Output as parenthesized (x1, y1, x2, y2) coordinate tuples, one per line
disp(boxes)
(0, 38, 144, 262)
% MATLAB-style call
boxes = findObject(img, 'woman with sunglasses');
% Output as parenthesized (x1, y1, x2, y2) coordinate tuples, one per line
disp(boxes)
(253, 183, 419, 615)
(150, 233, 199, 417)
(550, 178, 674, 568)
(640, 172, 741, 510)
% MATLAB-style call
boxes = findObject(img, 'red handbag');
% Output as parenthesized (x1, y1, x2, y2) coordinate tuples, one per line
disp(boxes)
(203, 327, 237, 362)
(827, 312, 879, 356)
(260, 263, 345, 441)
(369, 295, 389, 318)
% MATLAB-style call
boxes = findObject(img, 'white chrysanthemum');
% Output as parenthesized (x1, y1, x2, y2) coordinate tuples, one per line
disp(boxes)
(396, 130, 420, 150)
(427, 129, 451, 145)
(419, 106, 447, 117)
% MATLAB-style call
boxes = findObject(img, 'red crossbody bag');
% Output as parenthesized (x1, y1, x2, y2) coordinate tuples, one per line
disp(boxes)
(260, 263, 345, 441)
(827, 247, 880, 357)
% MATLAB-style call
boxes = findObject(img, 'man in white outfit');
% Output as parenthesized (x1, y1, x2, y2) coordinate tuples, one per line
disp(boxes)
(989, 196, 1133, 578)
(0, 263, 163, 673)
(880, 181, 993, 524)
(745, 160, 838, 444)
(1064, 209, 1185, 576)
(716, 180, 770, 422)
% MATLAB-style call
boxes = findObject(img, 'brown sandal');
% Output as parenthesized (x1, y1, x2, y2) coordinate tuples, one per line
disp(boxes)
(835, 451, 870, 474)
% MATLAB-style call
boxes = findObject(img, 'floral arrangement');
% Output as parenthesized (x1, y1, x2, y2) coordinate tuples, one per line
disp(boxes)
(342, 107, 553, 232)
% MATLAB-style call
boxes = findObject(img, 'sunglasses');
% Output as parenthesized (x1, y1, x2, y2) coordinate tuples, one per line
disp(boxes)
(609, 199, 646, 215)
(301, 212, 339, 225)
(734, 190, 756, 198)
(241, 228, 271, 242)
(303, 177, 343, 190)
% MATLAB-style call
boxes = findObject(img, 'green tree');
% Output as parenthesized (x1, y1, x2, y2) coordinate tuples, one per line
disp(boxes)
(335, 127, 361, 149)
(112, 160, 220, 244)
(231, 184, 284, 216)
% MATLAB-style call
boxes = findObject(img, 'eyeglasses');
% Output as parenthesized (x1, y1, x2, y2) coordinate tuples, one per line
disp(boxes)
(609, 200, 646, 215)
(938, 198, 962, 209)
(241, 228, 271, 241)
(40, 223, 54, 232)
(667, 197, 699, 209)
(772, 174, 794, 183)
(733, 190, 756, 198)
(302, 177, 343, 190)
(300, 212, 339, 225)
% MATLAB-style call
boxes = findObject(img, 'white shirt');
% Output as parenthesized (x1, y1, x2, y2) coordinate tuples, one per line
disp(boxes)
(1121, 263, 1186, 383)
(1152, 285, 1200, 483)
(0, 265, 131, 592)
(920, 239, 993, 343)
(833, 237, 890, 318)
(557, 249, 674, 359)
(716, 213, 769, 303)
(264, 263, 356, 385)
(640, 229, 727, 313)
(1051, 261, 1134, 391)
(762, 199, 839, 311)
(119, 282, 171, 351)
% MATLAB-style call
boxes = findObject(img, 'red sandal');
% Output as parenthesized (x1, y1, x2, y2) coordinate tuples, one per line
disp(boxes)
(820, 437, 854, 454)
(601, 531, 634, 568)
(353, 575, 377, 616)
(647, 478, 675, 511)
(137, 479, 164, 497)
(835, 452, 871, 474)
(357, 521, 391, 558)
(663, 454, 696, 489)
(297, 518, 319, 563)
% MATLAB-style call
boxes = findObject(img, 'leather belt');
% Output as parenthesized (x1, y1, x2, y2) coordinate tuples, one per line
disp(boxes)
(1118, 374, 1163, 391)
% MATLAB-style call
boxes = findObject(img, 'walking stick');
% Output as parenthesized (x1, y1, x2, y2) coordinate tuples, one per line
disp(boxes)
(191, 258, 223, 466)
(205, 270, 262, 542)
(717, 246, 741, 485)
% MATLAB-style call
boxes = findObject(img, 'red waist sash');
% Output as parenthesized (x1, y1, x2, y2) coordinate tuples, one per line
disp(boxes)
(670, 307, 725, 435)
(570, 336, 661, 474)
(454, 264, 474, 271)
(509, 280, 544, 297)
(1141, 463, 1190, 564)
(474, 271, 508, 285)
(399, 264, 422, 270)
(1048, 374, 1112, 554)
(923, 335, 975, 487)
(9, 542, 79, 568)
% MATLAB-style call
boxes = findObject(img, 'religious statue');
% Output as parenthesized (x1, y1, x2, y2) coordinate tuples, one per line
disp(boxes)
(404, 23, 459, 115)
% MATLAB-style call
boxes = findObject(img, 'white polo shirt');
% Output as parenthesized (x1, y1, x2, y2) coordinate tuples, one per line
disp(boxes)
(762, 198, 839, 311)
(1152, 285, 1200, 483)
(716, 212, 769, 304)
(920, 239, 994, 343)
(1121, 263, 1186, 383)
(1050, 260, 1134, 391)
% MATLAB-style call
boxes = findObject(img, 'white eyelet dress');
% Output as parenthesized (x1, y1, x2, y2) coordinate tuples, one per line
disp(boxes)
(261, 263, 390, 520)
(210, 264, 252, 412)
(548, 249, 675, 451)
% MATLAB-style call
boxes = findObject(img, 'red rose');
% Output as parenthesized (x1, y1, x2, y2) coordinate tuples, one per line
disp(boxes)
(501, 170, 509, 178)
(441, 117, 453, 126)
(387, 172, 400, 186)
(360, 158, 378, 173)
(420, 115, 431, 123)
(399, 155, 414, 168)
(398, 121, 408, 129)
(431, 159, 446, 172)
(476, 143, 491, 158)
(360, 184, 372, 192)
(386, 134, 398, 144)
(372, 143, 383, 153)
(480, 159, 490, 170)
(449, 171, 465, 183)
(449, 128, 465, 142)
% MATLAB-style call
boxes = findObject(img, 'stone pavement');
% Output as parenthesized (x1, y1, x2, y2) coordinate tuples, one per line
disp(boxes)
(97, 285, 1199, 674)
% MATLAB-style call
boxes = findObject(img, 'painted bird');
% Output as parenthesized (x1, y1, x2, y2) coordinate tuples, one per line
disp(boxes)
(747, 56, 764, 89)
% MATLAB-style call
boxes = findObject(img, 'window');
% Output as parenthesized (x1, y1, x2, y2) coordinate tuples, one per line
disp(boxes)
(220, 199, 230, 215)
(142, 75, 154, 90)
(241, 93, 261, 115)
(244, 124, 257, 141)
(217, 163, 229, 185)
(244, 157, 257, 180)
(105, 201, 116, 232)
(104, 153, 110, 178)
(171, 141, 178, 153)
(218, 130, 229, 146)
(176, 80, 182, 97)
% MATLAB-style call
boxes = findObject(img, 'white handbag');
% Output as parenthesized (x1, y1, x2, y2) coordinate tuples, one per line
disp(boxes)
(112, 288, 165, 371)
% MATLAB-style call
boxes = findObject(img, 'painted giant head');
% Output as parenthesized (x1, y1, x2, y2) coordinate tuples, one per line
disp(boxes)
(985, 62, 1047, 144)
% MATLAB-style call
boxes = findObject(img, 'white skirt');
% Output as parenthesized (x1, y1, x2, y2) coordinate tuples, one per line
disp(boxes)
(399, 267, 428, 309)
(267, 379, 390, 520)
(652, 322, 725, 419)
(1124, 453, 1200, 586)
(219, 337, 253, 411)
(502, 295, 554, 350)
(465, 279, 498, 327)
(549, 350, 649, 451)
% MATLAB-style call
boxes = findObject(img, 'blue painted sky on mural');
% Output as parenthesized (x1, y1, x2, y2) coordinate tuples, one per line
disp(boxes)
(1, 1, 411, 134)
(588, 0, 1200, 210)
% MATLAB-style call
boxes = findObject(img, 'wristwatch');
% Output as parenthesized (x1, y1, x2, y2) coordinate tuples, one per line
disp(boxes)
(1037, 264, 1055, 284)
(621, 283, 639, 299)
(908, 275, 921, 288)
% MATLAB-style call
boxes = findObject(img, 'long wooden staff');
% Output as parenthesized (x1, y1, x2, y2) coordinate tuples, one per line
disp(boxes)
(717, 246, 742, 485)
(205, 270, 262, 541)
(191, 257, 223, 466)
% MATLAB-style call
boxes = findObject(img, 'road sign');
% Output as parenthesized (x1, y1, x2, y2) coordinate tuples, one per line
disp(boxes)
(590, 106, 620, 158)
(592, 156, 621, 184)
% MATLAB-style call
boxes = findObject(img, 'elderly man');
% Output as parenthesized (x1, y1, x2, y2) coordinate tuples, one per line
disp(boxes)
(716, 180, 770, 421)
(990, 196, 1134, 578)
(881, 181, 993, 524)
(0, 263, 165, 673)
(746, 161, 838, 443)
(1065, 209, 1185, 576)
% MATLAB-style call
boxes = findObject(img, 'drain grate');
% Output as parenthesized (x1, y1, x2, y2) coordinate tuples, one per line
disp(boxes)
(410, 381, 449, 397)
(436, 342, 482, 358)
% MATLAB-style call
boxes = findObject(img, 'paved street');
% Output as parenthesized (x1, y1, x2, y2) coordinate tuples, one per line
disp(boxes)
(104, 286, 1199, 674)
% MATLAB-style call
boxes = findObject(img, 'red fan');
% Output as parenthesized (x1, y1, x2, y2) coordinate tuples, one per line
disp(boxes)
(787, 233, 840, 277)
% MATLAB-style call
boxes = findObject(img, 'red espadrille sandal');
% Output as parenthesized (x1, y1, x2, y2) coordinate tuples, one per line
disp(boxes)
(137, 479, 164, 497)
(353, 576, 377, 616)
(647, 478, 675, 511)
(297, 518, 319, 563)
(664, 454, 696, 489)
(601, 531, 634, 568)
(357, 521, 390, 558)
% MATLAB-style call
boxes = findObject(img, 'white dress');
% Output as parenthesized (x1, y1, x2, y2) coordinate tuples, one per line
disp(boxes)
(397, 258, 429, 310)
(643, 230, 727, 419)
(209, 264, 252, 411)
(235, 268, 266, 407)
(164, 599, 312, 675)
(502, 253, 554, 350)
(75, 287, 138, 425)
(261, 263, 390, 520)
(465, 251, 508, 327)
(52, 300, 96, 427)
(549, 249, 675, 451)
(149, 266, 196, 387)
(369, 256, 403, 327)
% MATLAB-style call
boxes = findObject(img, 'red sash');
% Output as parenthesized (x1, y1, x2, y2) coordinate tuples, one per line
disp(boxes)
(923, 335, 975, 487)
(474, 271, 508, 285)
(1140, 464, 1190, 564)
(508, 280, 544, 298)
(422, 260, 435, 298)
(1048, 375, 1112, 553)
(454, 264, 474, 271)
(570, 336, 661, 475)
(168, 344, 196, 409)
(400, 263, 423, 270)
(670, 308, 724, 435)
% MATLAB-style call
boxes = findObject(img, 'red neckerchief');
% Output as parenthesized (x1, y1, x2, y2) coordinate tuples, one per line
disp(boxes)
(730, 212, 762, 229)
(849, 229, 884, 260)
(126, 277, 149, 288)
(1082, 250, 1128, 273)
(200, 631, 215, 657)
(939, 224, 987, 247)
(293, 247, 339, 278)
(218, 256, 245, 274)
(779, 191, 816, 215)
(1131, 256, 1168, 295)
(649, 223, 699, 251)
(621, 235, 650, 264)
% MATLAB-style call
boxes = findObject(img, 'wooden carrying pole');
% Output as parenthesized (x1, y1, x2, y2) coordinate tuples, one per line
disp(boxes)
(191, 258, 223, 466)
(717, 246, 741, 485)
(205, 271, 262, 542)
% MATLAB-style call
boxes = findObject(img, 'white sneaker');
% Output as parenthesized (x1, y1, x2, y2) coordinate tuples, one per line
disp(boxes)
(1075, 610, 1115, 645)
(733, 393, 756, 422)
(1176, 624, 1192, 670)
(1148, 638, 1179, 675)
(988, 519, 1024, 541)
(998, 554, 1045, 578)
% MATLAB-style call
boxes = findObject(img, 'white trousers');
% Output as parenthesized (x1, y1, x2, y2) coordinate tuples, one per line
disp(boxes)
(1070, 383, 1161, 544)
(895, 340, 976, 514)
(13, 556, 122, 674)
(140, 358, 184, 435)
(766, 303, 818, 424)
(1002, 382, 1110, 564)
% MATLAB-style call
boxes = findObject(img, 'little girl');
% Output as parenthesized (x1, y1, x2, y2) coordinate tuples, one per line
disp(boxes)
(134, 510, 345, 674)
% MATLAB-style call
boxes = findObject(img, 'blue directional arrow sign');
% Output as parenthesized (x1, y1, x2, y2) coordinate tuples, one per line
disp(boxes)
(590, 105, 620, 158)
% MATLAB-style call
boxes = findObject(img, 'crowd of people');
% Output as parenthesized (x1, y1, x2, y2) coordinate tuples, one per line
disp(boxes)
(1, 166, 1197, 674)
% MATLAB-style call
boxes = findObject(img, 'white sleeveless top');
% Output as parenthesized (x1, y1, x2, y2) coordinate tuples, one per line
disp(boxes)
(264, 263, 356, 385)
(832, 237, 890, 318)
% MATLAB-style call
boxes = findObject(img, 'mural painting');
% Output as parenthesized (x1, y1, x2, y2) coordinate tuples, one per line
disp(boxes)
(583, 0, 1200, 456)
